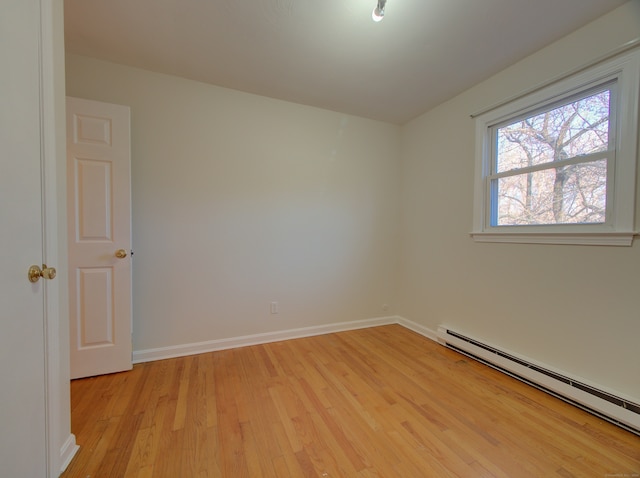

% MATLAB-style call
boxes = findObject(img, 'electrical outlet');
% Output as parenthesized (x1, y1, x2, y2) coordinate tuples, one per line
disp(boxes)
(270, 301, 279, 314)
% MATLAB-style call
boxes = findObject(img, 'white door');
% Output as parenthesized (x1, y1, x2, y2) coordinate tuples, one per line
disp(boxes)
(1, 0, 49, 475)
(67, 97, 133, 379)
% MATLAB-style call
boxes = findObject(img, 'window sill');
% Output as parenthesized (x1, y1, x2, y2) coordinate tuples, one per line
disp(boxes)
(470, 231, 636, 246)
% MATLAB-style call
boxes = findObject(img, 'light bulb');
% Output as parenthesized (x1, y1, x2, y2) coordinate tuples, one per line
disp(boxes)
(372, 0, 386, 22)
(372, 6, 384, 22)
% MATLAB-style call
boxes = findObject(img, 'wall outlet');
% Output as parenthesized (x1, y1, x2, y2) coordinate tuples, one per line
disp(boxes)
(270, 301, 279, 314)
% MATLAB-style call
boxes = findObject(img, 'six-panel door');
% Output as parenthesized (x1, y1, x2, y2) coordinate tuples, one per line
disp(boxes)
(67, 97, 133, 379)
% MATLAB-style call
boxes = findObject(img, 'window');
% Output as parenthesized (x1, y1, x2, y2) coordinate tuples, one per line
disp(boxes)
(493, 85, 611, 227)
(472, 49, 639, 245)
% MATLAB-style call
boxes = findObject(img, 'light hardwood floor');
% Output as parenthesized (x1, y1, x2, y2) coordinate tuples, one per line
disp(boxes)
(61, 325, 640, 477)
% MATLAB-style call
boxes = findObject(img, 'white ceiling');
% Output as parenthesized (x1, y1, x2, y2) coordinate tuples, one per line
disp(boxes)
(64, 0, 628, 124)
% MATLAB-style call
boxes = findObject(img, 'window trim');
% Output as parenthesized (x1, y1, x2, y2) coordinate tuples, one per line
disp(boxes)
(471, 48, 640, 246)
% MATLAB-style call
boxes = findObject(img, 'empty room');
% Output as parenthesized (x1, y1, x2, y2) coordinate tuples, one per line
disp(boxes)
(2, 0, 639, 477)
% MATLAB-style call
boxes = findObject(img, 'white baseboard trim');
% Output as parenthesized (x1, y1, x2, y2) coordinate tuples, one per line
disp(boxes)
(59, 433, 79, 474)
(396, 316, 438, 342)
(132, 316, 402, 364)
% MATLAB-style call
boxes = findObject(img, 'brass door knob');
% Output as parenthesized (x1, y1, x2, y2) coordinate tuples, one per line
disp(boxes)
(42, 265, 57, 280)
(115, 249, 128, 258)
(28, 264, 57, 283)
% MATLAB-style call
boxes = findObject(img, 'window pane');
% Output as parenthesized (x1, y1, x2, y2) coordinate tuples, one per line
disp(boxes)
(496, 89, 610, 174)
(495, 160, 607, 226)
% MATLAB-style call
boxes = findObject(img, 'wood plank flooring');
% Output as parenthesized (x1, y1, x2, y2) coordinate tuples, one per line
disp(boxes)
(61, 325, 640, 477)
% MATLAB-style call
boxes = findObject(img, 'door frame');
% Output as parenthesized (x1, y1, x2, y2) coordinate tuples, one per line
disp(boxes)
(40, 0, 78, 475)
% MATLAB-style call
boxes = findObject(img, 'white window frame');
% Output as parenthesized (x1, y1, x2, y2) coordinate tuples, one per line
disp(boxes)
(471, 49, 640, 246)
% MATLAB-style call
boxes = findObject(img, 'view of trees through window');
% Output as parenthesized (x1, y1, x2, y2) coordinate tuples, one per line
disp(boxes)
(493, 87, 611, 226)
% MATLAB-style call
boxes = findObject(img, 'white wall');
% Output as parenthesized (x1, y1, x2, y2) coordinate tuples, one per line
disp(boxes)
(398, 2, 640, 401)
(65, 55, 401, 351)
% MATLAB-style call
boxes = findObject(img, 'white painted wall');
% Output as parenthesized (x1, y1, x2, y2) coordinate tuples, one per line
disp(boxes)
(398, 2, 640, 400)
(65, 55, 401, 351)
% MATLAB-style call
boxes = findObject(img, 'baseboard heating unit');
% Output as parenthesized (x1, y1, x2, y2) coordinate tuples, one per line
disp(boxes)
(436, 326, 640, 436)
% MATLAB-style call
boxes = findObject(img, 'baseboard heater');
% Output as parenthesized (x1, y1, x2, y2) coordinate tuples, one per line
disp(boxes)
(436, 326, 640, 436)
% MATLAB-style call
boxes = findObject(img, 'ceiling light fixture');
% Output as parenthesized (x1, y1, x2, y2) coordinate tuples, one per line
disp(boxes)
(372, 0, 386, 22)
